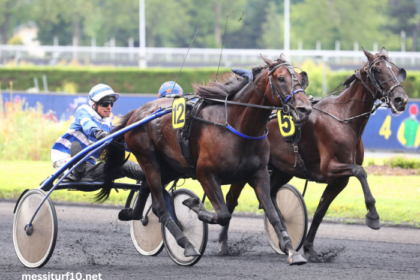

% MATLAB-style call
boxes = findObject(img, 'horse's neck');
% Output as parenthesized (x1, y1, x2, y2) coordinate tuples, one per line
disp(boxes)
(228, 83, 271, 137)
(325, 77, 376, 139)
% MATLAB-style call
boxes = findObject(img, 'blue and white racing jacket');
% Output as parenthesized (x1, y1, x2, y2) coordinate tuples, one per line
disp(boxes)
(51, 104, 112, 166)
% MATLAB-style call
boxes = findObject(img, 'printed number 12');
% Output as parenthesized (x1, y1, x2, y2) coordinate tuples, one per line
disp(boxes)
(379, 115, 392, 140)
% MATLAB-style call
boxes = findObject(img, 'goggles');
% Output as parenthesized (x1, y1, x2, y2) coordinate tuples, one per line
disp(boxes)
(97, 100, 114, 108)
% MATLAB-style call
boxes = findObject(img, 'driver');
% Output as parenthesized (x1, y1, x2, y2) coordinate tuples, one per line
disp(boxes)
(158, 81, 183, 98)
(50, 83, 145, 185)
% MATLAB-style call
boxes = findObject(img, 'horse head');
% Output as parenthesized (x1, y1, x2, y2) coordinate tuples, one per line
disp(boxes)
(362, 46, 408, 114)
(260, 54, 312, 124)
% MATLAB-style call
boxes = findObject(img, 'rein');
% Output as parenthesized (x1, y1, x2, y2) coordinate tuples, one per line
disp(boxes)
(313, 57, 404, 123)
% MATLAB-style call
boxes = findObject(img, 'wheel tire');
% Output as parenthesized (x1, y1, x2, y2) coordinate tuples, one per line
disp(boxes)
(162, 188, 208, 266)
(264, 184, 308, 254)
(13, 189, 58, 268)
(129, 192, 164, 256)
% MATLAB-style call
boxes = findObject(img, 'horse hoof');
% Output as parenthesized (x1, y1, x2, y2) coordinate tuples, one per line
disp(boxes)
(305, 253, 324, 263)
(218, 241, 229, 256)
(366, 215, 381, 230)
(184, 246, 201, 257)
(288, 252, 307, 266)
(118, 208, 134, 221)
(182, 197, 202, 212)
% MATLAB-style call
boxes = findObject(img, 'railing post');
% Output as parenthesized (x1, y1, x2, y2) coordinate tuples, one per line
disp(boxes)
(110, 37, 115, 61)
(129, 37, 134, 61)
(91, 37, 96, 60)
(354, 41, 358, 64)
(72, 37, 78, 60)
(335, 40, 340, 64)
(298, 40, 303, 62)
(373, 42, 378, 53)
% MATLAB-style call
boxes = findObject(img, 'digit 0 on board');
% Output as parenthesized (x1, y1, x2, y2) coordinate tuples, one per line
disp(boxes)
(277, 110, 295, 137)
(172, 97, 186, 130)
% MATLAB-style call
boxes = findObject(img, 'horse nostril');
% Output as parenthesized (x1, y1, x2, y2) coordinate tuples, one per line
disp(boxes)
(297, 107, 311, 115)
(394, 97, 403, 105)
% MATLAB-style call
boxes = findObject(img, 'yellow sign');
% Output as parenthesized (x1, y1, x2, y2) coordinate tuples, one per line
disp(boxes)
(172, 97, 186, 129)
(277, 110, 295, 137)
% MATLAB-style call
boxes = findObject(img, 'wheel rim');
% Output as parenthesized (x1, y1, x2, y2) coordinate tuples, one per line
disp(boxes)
(264, 185, 307, 254)
(163, 189, 207, 266)
(13, 189, 57, 268)
(130, 193, 163, 256)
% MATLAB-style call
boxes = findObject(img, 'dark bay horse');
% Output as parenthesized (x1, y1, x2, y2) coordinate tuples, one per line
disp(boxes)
(99, 54, 312, 265)
(220, 47, 409, 262)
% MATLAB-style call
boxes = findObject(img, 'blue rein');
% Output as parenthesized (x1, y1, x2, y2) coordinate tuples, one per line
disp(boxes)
(285, 89, 306, 103)
(227, 124, 269, 140)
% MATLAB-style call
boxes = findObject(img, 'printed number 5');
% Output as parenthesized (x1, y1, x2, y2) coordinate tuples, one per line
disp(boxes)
(379, 115, 392, 140)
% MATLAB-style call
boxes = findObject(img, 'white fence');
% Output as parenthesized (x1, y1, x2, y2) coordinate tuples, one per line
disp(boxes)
(1, 44, 419, 67)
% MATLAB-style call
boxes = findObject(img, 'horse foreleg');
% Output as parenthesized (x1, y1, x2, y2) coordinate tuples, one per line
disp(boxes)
(249, 168, 306, 265)
(303, 178, 347, 262)
(183, 174, 231, 226)
(351, 165, 380, 229)
(217, 182, 246, 255)
(145, 167, 200, 257)
(328, 163, 380, 229)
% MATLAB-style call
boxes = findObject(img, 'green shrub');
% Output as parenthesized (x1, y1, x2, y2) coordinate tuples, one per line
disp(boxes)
(0, 64, 419, 97)
(384, 156, 420, 169)
(0, 96, 71, 161)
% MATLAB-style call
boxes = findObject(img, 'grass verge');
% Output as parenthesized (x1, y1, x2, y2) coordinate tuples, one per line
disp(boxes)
(1, 161, 419, 225)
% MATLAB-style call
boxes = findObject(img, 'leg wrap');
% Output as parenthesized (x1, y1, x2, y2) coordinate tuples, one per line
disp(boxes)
(160, 212, 189, 249)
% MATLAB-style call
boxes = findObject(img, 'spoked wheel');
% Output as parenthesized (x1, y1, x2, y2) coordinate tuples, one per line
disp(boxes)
(130, 192, 164, 256)
(13, 189, 58, 268)
(162, 189, 208, 266)
(264, 184, 308, 254)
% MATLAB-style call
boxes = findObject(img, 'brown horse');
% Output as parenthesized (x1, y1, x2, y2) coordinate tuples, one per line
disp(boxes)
(220, 47, 409, 262)
(99, 54, 312, 265)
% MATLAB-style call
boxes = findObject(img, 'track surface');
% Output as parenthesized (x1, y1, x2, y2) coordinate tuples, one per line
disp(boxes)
(1, 201, 420, 280)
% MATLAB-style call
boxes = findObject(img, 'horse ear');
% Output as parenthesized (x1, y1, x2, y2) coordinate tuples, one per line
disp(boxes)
(300, 71, 309, 89)
(380, 46, 389, 58)
(398, 68, 407, 82)
(260, 54, 273, 66)
(362, 46, 375, 63)
(279, 53, 288, 63)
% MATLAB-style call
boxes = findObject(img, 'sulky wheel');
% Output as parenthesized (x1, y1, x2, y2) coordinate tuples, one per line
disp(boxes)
(129, 192, 164, 256)
(162, 189, 208, 266)
(264, 184, 308, 254)
(13, 189, 58, 268)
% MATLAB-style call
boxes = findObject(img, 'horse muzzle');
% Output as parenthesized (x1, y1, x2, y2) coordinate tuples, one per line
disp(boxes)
(292, 105, 312, 124)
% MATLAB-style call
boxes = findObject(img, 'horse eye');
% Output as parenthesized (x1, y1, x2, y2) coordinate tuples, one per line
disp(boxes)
(376, 69, 381, 73)
(278, 77, 285, 82)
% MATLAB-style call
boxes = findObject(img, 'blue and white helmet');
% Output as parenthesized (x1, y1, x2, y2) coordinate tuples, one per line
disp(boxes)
(88, 83, 120, 106)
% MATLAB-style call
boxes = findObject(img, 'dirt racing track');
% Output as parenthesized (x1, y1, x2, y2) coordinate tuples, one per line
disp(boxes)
(1, 201, 420, 280)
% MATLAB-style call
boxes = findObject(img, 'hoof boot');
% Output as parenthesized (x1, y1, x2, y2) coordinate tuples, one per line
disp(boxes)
(184, 246, 200, 257)
(288, 253, 307, 266)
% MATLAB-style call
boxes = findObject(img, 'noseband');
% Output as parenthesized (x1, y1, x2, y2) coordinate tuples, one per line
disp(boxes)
(358, 56, 405, 106)
(268, 63, 306, 113)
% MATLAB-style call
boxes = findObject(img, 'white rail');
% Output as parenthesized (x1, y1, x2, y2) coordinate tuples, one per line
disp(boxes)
(1, 44, 419, 66)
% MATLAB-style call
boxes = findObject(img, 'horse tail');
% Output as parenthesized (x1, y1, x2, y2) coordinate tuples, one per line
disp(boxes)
(94, 110, 136, 203)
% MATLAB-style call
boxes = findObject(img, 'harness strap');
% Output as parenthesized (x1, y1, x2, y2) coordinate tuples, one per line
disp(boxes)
(227, 125, 268, 140)
(204, 97, 282, 110)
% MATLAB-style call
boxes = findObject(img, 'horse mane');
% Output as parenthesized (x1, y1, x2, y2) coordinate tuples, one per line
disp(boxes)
(193, 65, 266, 100)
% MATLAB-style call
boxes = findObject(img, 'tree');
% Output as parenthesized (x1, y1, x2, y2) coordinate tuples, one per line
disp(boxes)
(259, 1, 283, 49)
(290, 0, 390, 51)
(0, 0, 29, 44)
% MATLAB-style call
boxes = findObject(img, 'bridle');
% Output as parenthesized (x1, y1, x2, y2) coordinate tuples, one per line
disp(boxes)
(357, 56, 406, 110)
(251, 63, 307, 114)
(313, 56, 407, 123)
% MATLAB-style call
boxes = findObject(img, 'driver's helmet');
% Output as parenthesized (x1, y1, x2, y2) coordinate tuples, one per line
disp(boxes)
(88, 83, 120, 106)
(158, 81, 183, 98)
